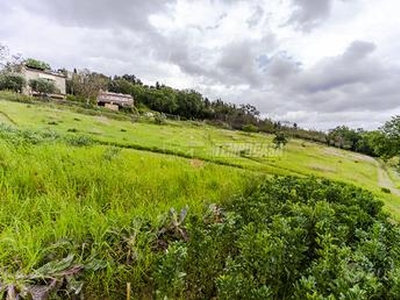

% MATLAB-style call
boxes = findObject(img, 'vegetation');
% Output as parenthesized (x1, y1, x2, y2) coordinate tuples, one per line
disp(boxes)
(67, 69, 108, 103)
(68, 72, 400, 169)
(272, 131, 288, 148)
(24, 58, 51, 71)
(29, 78, 57, 94)
(181, 177, 400, 300)
(0, 127, 255, 298)
(0, 45, 399, 298)
(379, 116, 400, 159)
(0, 99, 387, 194)
(0, 47, 398, 169)
(0, 74, 25, 93)
(0, 130, 399, 299)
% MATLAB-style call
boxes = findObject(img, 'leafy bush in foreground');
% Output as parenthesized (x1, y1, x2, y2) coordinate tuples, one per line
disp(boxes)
(151, 177, 400, 300)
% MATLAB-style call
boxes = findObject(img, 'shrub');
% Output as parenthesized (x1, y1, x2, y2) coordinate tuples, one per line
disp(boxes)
(273, 132, 288, 148)
(151, 177, 398, 299)
(29, 78, 57, 94)
(242, 124, 258, 133)
(154, 113, 167, 125)
(24, 58, 50, 71)
(0, 73, 26, 93)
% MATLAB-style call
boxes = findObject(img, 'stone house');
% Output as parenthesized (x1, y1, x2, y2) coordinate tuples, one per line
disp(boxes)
(20, 66, 66, 95)
(97, 90, 134, 111)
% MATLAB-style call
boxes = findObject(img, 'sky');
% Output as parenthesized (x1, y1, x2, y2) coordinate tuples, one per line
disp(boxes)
(1, 0, 400, 130)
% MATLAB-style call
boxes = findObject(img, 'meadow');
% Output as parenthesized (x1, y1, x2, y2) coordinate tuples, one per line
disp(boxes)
(1, 95, 400, 298)
(0, 132, 258, 297)
(0, 98, 388, 191)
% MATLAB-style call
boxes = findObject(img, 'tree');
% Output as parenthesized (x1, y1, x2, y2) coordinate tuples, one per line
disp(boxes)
(379, 116, 400, 158)
(0, 44, 8, 68)
(24, 58, 51, 71)
(29, 78, 57, 94)
(68, 69, 108, 103)
(0, 74, 26, 93)
(327, 126, 360, 150)
(242, 124, 258, 133)
(0, 44, 23, 72)
(273, 132, 288, 148)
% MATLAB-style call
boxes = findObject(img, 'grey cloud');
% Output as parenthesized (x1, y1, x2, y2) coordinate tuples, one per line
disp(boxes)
(14, 0, 176, 31)
(246, 5, 264, 28)
(342, 40, 376, 61)
(258, 40, 400, 117)
(295, 41, 381, 94)
(288, 0, 333, 31)
(213, 34, 277, 86)
(218, 41, 261, 86)
(206, 13, 228, 30)
(265, 52, 301, 80)
(151, 30, 277, 88)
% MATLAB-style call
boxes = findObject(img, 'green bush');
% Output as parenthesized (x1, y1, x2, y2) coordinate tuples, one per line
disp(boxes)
(29, 78, 57, 94)
(150, 177, 400, 300)
(24, 58, 50, 71)
(242, 124, 258, 133)
(0, 73, 26, 93)
(154, 113, 167, 125)
(273, 131, 288, 148)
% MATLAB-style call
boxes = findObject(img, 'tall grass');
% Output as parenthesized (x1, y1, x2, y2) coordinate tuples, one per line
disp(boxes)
(0, 136, 258, 297)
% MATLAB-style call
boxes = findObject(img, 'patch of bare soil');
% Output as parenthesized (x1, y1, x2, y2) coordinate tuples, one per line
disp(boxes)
(190, 159, 205, 168)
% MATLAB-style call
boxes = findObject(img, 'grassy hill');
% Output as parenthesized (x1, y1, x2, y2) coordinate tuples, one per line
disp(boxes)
(1, 95, 400, 298)
(0, 99, 389, 189)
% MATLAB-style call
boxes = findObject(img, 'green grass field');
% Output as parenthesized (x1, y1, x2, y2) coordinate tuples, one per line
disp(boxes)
(1, 96, 400, 298)
(0, 99, 387, 190)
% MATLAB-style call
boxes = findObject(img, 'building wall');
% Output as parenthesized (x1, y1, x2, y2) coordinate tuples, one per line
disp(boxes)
(97, 91, 134, 107)
(21, 68, 66, 95)
(104, 103, 120, 111)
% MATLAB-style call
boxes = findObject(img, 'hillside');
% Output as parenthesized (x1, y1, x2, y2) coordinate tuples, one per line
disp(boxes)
(0, 98, 398, 194)
(1, 96, 400, 298)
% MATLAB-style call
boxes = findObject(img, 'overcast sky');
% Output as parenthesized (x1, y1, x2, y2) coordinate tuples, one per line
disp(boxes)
(1, 0, 400, 129)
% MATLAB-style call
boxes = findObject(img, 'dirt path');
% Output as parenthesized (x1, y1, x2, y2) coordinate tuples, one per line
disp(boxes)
(376, 159, 400, 196)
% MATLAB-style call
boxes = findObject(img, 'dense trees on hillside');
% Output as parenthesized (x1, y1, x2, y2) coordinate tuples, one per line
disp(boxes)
(380, 116, 400, 158)
(324, 122, 400, 161)
(105, 74, 267, 130)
